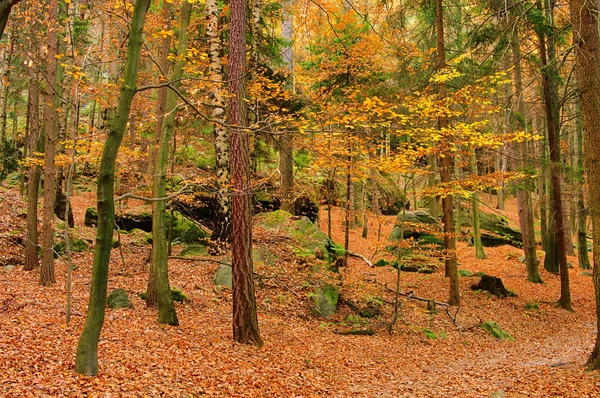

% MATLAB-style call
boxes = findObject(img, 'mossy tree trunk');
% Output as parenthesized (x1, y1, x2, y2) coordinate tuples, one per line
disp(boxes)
(75, 0, 150, 376)
(574, 98, 590, 269)
(229, 0, 263, 347)
(471, 153, 486, 259)
(569, 0, 600, 368)
(150, 0, 192, 327)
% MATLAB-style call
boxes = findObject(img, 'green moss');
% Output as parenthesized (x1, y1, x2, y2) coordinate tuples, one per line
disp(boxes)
(53, 237, 88, 257)
(374, 259, 389, 267)
(310, 284, 340, 318)
(180, 245, 208, 257)
(482, 320, 514, 341)
(458, 269, 473, 277)
(170, 287, 188, 302)
(168, 211, 210, 244)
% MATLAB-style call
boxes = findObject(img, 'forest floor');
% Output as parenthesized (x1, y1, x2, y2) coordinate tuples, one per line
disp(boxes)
(1, 184, 599, 397)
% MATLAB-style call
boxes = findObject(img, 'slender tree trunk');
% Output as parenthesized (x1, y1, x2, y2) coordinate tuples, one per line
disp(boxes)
(279, 0, 294, 213)
(569, 0, 600, 367)
(471, 153, 486, 259)
(229, 0, 262, 347)
(40, 0, 60, 286)
(537, 0, 571, 309)
(574, 97, 590, 269)
(147, 2, 172, 179)
(511, 31, 542, 283)
(24, 74, 41, 271)
(207, 0, 232, 246)
(75, 0, 150, 376)
(150, 0, 191, 326)
(436, 0, 459, 306)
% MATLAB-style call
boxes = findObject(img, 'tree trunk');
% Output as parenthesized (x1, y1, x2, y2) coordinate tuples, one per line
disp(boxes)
(75, 0, 150, 376)
(511, 30, 542, 283)
(471, 153, 486, 259)
(0, 0, 20, 41)
(150, 0, 191, 326)
(228, 0, 263, 347)
(279, 0, 294, 213)
(536, 0, 571, 310)
(40, 0, 60, 286)
(24, 74, 41, 272)
(436, 0, 459, 306)
(207, 0, 232, 246)
(569, 0, 600, 367)
(574, 97, 590, 269)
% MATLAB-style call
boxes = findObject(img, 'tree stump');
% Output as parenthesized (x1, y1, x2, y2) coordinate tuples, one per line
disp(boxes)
(471, 275, 517, 298)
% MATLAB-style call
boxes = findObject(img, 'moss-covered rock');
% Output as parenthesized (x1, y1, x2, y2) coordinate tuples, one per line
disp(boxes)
(213, 264, 233, 288)
(170, 287, 188, 302)
(310, 284, 340, 318)
(252, 247, 277, 266)
(107, 288, 133, 309)
(84, 207, 98, 227)
(482, 320, 514, 341)
(388, 210, 443, 247)
(53, 237, 89, 257)
(180, 244, 208, 257)
(255, 210, 339, 265)
(128, 228, 152, 246)
(168, 211, 210, 244)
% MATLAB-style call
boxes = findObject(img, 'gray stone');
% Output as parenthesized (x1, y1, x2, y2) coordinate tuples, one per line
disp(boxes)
(107, 288, 133, 309)
(213, 264, 232, 288)
(311, 284, 340, 318)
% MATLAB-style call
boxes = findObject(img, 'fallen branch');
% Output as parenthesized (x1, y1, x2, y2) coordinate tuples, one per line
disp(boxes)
(347, 251, 373, 267)
(168, 256, 225, 265)
(383, 286, 448, 307)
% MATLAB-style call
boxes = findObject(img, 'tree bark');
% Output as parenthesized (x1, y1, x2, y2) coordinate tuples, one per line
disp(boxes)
(150, 0, 192, 326)
(40, 0, 59, 286)
(24, 73, 41, 272)
(574, 97, 590, 269)
(0, 0, 21, 41)
(536, 0, 571, 309)
(229, 0, 263, 347)
(207, 0, 232, 246)
(279, 0, 294, 212)
(511, 30, 542, 283)
(436, 0, 459, 306)
(569, 0, 600, 367)
(75, 0, 150, 376)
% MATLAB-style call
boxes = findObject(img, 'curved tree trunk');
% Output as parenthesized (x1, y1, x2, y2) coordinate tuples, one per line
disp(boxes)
(75, 0, 150, 376)
(229, 0, 263, 347)
(151, 0, 192, 327)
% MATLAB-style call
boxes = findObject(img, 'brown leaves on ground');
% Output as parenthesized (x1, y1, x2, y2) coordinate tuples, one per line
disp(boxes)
(1, 186, 599, 397)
